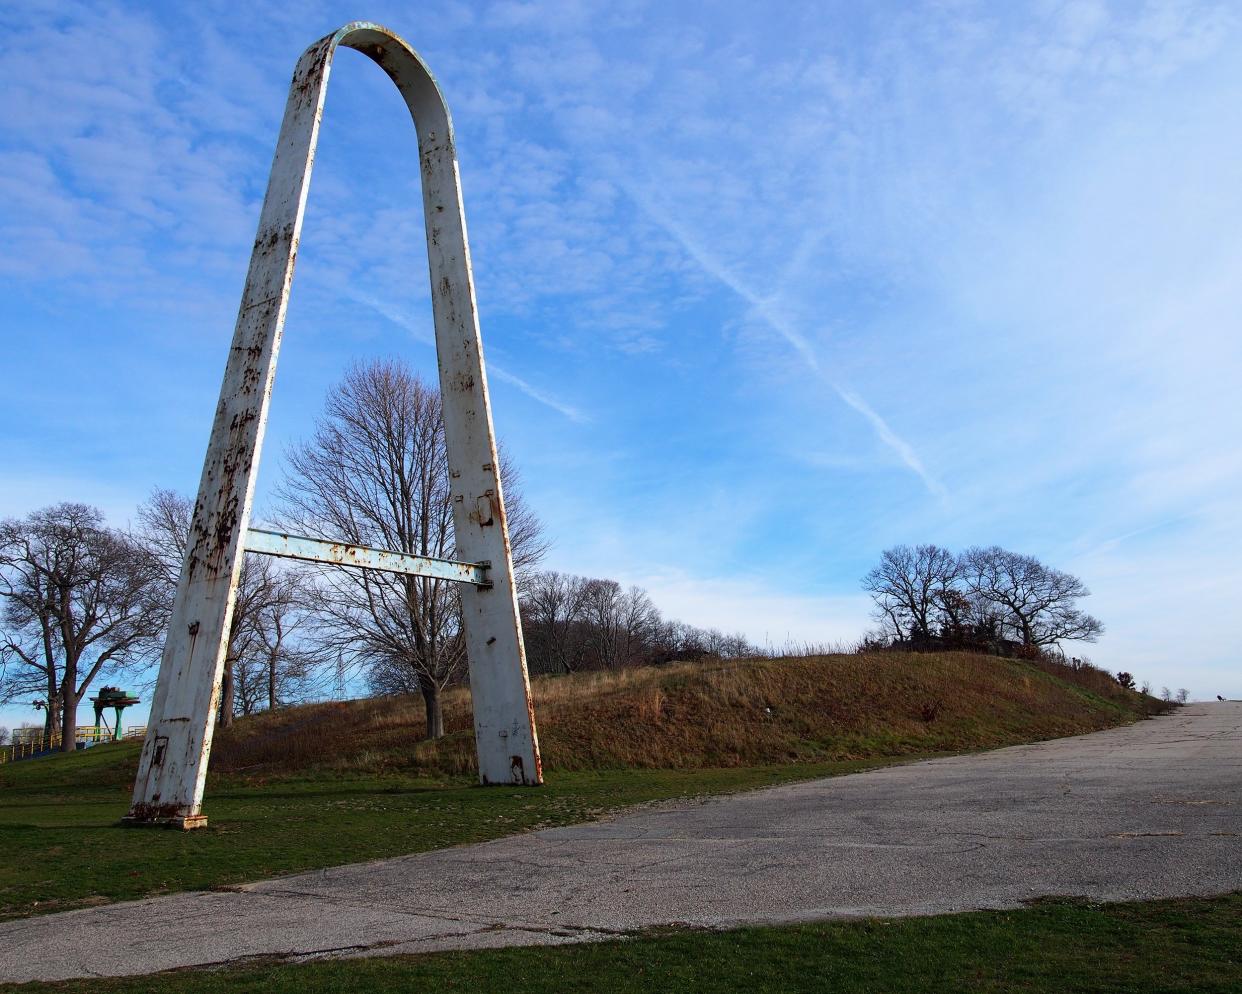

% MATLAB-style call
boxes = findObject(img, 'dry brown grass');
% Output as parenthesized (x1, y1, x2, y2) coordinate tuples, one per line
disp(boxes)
(209, 651, 1164, 782)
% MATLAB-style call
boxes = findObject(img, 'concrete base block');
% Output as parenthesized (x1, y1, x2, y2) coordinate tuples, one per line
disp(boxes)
(120, 813, 208, 831)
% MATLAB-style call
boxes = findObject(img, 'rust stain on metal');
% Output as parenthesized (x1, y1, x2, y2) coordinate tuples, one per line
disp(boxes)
(122, 802, 208, 831)
(522, 678, 543, 784)
(126, 801, 183, 821)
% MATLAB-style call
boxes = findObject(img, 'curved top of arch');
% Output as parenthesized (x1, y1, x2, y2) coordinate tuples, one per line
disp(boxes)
(298, 21, 454, 148)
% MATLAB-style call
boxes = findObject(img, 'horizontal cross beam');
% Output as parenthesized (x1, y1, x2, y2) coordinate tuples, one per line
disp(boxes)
(243, 529, 490, 586)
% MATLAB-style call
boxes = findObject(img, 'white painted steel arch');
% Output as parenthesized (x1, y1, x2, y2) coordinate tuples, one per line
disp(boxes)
(128, 23, 542, 828)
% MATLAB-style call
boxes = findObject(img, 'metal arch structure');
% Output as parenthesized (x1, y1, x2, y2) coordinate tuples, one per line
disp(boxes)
(127, 22, 542, 829)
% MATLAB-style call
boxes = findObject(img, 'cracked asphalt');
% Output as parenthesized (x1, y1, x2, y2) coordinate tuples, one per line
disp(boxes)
(1, 702, 1238, 982)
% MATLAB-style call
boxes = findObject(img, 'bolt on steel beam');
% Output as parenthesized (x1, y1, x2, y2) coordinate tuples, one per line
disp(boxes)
(126, 22, 542, 830)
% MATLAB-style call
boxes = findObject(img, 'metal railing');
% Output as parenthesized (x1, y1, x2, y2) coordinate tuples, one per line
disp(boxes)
(1, 725, 147, 764)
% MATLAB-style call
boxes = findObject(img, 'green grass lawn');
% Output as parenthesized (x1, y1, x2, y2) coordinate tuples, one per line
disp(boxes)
(0, 739, 917, 920)
(3, 893, 1238, 993)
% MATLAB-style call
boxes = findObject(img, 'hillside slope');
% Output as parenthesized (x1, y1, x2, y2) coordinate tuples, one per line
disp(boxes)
(210, 651, 1163, 781)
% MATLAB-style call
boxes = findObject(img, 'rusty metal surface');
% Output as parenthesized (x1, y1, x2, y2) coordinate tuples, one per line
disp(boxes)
(129, 22, 542, 827)
(244, 528, 490, 585)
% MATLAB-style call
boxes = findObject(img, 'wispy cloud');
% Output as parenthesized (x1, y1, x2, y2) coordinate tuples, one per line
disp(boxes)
(487, 364, 590, 423)
(342, 284, 588, 423)
(832, 387, 946, 500)
(626, 182, 945, 498)
(338, 287, 433, 345)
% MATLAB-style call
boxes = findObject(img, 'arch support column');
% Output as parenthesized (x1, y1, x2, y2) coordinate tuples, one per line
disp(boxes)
(127, 23, 541, 829)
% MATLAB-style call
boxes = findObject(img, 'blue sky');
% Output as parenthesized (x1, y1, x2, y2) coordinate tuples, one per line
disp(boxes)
(2, 0, 1240, 732)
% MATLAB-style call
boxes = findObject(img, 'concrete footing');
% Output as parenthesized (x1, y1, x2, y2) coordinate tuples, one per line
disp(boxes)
(120, 814, 208, 831)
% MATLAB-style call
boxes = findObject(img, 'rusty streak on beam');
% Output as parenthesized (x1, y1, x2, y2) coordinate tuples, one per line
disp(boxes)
(244, 528, 489, 586)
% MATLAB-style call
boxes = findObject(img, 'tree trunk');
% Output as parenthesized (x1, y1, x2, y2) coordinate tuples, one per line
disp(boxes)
(44, 691, 62, 751)
(60, 682, 77, 753)
(419, 676, 444, 740)
(268, 653, 277, 712)
(219, 658, 235, 727)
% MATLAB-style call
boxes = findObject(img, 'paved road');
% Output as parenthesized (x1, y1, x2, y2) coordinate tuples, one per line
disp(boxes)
(2, 703, 1238, 982)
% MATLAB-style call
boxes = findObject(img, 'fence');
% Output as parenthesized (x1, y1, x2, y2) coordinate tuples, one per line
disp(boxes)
(1, 725, 146, 764)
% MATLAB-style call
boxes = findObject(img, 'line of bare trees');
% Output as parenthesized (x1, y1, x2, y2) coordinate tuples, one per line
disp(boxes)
(521, 571, 754, 675)
(861, 543, 1104, 654)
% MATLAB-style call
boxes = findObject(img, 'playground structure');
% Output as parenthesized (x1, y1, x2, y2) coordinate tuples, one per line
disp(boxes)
(90, 687, 141, 742)
(126, 23, 542, 829)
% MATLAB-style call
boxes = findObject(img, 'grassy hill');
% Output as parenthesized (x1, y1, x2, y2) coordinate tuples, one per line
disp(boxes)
(0, 651, 1165, 920)
(209, 650, 1162, 780)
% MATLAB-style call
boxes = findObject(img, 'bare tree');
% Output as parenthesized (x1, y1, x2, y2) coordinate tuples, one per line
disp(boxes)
(660, 619, 708, 659)
(580, 579, 627, 669)
(620, 586, 661, 661)
(521, 571, 589, 674)
(859, 543, 1104, 655)
(1176, 688, 1190, 704)
(231, 572, 315, 716)
(520, 569, 755, 672)
(277, 359, 548, 739)
(136, 489, 312, 724)
(233, 650, 268, 717)
(0, 504, 162, 751)
(962, 546, 1103, 648)
(575, 579, 665, 670)
(713, 629, 749, 661)
(257, 573, 315, 711)
(862, 544, 959, 643)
